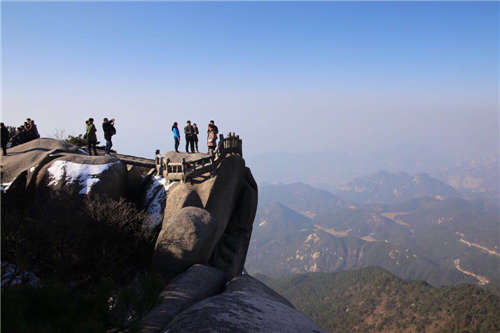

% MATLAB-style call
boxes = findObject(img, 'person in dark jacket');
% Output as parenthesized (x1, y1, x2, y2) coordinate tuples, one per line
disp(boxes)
(192, 123, 200, 153)
(85, 118, 98, 155)
(27, 119, 40, 140)
(10, 126, 25, 147)
(172, 122, 180, 153)
(102, 118, 116, 155)
(1, 123, 9, 156)
(184, 120, 195, 153)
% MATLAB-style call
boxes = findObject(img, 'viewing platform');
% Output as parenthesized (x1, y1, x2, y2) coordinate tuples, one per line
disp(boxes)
(160, 133, 243, 183)
(96, 132, 243, 183)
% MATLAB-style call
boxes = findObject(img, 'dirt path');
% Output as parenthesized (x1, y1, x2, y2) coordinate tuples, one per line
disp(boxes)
(381, 212, 410, 227)
(314, 224, 351, 237)
(457, 236, 500, 257)
(453, 259, 489, 285)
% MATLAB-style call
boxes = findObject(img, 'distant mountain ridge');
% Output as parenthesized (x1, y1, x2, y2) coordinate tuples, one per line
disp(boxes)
(334, 171, 461, 204)
(259, 182, 345, 218)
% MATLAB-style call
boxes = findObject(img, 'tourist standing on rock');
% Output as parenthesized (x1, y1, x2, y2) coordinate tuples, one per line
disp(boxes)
(184, 120, 195, 153)
(207, 120, 219, 155)
(1, 123, 9, 156)
(172, 122, 180, 153)
(155, 149, 163, 176)
(192, 123, 200, 153)
(24, 119, 33, 141)
(11, 126, 26, 147)
(28, 119, 40, 140)
(103, 118, 116, 155)
(85, 118, 98, 156)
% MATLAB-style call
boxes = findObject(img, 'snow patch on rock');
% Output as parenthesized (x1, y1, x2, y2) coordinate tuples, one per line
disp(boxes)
(0, 183, 12, 192)
(143, 177, 177, 230)
(47, 160, 121, 195)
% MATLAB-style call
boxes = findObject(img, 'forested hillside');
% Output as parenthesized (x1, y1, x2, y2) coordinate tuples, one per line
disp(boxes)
(257, 267, 500, 332)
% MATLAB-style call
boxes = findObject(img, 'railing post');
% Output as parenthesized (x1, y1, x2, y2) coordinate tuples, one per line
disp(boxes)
(181, 158, 186, 183)
(164, 158, 170, 179)
(210, 153, 216, 176)
(232, 133, 236, 154)
(236, 135, 240, 156)
(218, 134, 225, 158)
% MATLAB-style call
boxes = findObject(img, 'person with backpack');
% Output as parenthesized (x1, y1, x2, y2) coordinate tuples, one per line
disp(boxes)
(184, 120, 195, 153)
(85, 118, 98, 155)
(1, 123, 10, 156)
(172, 122, 180, 153)
(102, 118, 116, 155)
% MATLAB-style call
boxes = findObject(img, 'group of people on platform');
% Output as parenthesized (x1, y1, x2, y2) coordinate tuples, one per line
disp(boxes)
(0, 117, 219, 159)
(84, 117, 117, 156)
(171, 120, 219, 154)
(0, 119, 40, 155)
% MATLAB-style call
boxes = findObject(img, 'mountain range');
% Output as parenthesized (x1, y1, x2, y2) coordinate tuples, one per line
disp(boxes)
(333, 171, 461, 204)
(247, 171, 499, 287)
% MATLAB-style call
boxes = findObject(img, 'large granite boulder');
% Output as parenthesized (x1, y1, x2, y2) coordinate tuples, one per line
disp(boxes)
(140, 264, 226, 332)
(164, 274, 325, 333)
(1, 138, 127, 200)
(153, 207, 218, 274)
(153, 155, 258, 278)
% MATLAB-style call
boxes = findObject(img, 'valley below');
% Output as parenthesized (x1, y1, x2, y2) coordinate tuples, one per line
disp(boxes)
(247, 168, 499, 331)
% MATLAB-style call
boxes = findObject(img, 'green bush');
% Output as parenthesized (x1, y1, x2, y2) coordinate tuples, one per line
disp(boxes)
(65, 134, 100, 148)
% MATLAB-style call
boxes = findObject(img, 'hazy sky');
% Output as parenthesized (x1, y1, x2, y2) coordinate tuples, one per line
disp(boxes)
(2, 2, 498, 163)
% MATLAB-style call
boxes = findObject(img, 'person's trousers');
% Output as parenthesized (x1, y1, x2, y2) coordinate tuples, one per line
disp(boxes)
(105, 139, 113, 154)
(88, 140, 97, 155)
(208, 146, 215, 156)
(185, 136, 195, 153)
(174, 137, 180, 152)
(194, 139, 199, 152)
(1, 144, 7, 156)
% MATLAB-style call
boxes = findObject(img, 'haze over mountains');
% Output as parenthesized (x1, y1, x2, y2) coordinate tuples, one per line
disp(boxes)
(334, 171, 460, 204)
(247, 151, 497, 193)
(247, 159, 499, 288)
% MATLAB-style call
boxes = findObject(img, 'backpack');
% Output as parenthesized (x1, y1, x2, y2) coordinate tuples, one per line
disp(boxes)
(110, 125, 116, 136)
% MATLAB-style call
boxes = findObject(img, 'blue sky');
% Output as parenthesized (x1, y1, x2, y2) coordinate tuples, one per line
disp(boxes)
(2, 2, 498, 168)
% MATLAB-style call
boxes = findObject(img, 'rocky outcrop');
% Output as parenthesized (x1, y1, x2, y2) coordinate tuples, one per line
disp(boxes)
(2, 139, 258, 280)
(153, 155, 258, 278)
(163, 273, 325, 333)
(140, 264, 226, 332)
(154, 207, 218, 274)
(2, 139, 324, 332)
(1, 138, 127, 199)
